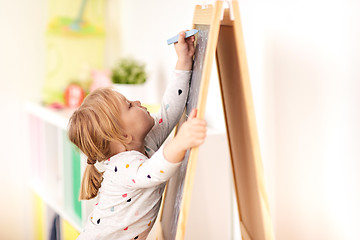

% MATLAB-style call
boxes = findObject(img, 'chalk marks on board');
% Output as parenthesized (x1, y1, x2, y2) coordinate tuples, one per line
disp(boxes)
(162, 24, 210, 240)
(186, 24, 209, 117)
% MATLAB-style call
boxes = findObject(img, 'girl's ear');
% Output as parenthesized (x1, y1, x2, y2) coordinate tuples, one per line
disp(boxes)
(123, 134, 133, 144)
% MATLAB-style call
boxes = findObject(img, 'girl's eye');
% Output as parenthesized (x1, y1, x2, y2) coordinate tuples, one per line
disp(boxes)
(129, 102, 132, 108)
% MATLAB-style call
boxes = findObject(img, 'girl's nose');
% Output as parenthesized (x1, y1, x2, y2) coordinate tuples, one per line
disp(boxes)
(134, 100, 141, 106)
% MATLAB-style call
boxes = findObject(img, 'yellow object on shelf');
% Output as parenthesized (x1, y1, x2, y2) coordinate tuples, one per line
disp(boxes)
(33, 193, 45, 240)
(62, 219, 80, 239)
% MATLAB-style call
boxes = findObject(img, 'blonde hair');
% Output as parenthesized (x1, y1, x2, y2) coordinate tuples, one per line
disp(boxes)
(68, 87, 130, 200)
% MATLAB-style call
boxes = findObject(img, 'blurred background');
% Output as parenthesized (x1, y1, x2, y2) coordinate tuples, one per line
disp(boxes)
(1, 0, 360, 239)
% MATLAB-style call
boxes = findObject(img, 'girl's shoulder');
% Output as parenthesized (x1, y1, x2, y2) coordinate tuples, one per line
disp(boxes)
(101, 150, 148, 168)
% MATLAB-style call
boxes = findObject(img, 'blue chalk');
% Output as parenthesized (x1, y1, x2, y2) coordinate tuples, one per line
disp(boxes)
(167, 29, 199, 45)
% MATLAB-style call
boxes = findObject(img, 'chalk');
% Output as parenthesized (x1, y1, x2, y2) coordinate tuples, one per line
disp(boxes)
(167, 29, 199, 45)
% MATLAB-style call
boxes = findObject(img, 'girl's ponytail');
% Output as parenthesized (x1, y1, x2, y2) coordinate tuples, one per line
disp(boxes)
(79, 158, 103, 200)
(68, 87, 130, 200)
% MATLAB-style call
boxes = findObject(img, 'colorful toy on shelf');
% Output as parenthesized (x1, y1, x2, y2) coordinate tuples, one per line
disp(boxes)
(64, 84, 85, 108)
(70, 0, 88, 31)
(43, 0, 106, 105)
(47, 0, 104, 37)
(47, 17, 104, 37)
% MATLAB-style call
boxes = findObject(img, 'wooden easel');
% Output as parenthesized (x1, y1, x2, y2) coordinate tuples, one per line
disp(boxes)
(157, 1, 274, 239)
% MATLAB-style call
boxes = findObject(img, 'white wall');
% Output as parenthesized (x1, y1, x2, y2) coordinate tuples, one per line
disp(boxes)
(105, 0, 196, 105)
(258, 1, 360, 239)
(239, 0, 360, 239)
(2, 0, 360, 239)
(0, 0, 46, 238)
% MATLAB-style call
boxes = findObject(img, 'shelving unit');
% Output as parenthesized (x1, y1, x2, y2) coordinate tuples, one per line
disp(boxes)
(25, 101, 161, 239)
(26, 102, 97, 239)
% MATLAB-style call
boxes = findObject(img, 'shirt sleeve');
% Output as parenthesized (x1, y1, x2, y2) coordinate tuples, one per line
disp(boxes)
(145, 69, 191, 151)
(118, 146, 181, 189)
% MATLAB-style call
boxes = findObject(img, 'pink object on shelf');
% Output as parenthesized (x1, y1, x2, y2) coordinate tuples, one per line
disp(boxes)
(90, 69, 112, 92)
(48, 102, 65, 110)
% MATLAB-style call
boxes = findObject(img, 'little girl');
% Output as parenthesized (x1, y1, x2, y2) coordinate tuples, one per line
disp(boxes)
(68, 31, 207, 240)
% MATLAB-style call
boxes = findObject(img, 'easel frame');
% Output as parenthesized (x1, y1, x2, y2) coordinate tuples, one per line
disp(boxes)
(157, 1, 274, 240)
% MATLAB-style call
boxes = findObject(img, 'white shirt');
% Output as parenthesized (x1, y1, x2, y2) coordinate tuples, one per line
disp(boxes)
(77, 70, 191, 240)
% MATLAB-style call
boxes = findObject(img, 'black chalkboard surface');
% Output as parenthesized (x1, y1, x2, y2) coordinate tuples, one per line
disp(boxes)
(161, 24, 210, 240)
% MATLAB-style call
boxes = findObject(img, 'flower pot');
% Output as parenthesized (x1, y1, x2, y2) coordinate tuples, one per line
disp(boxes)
(113, 83, 150, 103)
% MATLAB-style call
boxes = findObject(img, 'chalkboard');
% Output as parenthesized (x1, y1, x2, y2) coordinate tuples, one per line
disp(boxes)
(160, 24, 210, 240)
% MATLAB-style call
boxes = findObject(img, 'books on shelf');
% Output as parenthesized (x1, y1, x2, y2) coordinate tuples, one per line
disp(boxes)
(62, 130, 82, 224)
(26, 103, 89, 234)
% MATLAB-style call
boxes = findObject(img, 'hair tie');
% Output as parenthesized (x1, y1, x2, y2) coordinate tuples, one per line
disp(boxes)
(87, 158, 96, 165)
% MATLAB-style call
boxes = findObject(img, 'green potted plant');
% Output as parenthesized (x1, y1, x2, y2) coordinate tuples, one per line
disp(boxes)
(111, 58, 147, 85)
(111, 58, 149, 101)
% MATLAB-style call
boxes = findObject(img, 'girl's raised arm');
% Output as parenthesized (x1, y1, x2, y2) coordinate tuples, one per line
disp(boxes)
(145, 31, 195, 151)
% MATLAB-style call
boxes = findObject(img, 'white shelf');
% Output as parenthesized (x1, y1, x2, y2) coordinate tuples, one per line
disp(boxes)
(25, 102, 74, 130)
(30, 182, 83, 232)
(26, 102, 90, 235)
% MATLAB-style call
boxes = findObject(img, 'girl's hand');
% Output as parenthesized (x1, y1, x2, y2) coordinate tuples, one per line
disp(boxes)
(175, 30, 196, 71)
(163, 109, 207, 163)
(175, 109, 206, 150)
